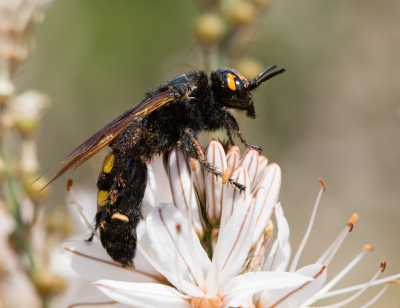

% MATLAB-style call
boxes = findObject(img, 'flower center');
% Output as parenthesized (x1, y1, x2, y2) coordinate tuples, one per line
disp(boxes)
(191, 296, 222, 308)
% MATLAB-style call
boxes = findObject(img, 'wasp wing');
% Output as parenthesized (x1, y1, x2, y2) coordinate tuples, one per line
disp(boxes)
(36, 92, 176, 190)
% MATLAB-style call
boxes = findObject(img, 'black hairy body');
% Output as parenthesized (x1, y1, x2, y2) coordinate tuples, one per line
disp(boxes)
(39, 65, 285, 267)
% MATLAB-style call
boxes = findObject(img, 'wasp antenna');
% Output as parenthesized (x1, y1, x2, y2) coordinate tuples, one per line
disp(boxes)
(253, 64, 277, 81)
(248, 68, 286, 91)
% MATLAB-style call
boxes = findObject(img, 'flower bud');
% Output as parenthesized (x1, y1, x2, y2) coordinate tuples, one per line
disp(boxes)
(239, 148, 260, 191)
(166, 146, 205, 238)
(24, 175, 50, 202)
(32, 267, 66, 298)
(194, 13, 225, 45)
(14, 117, 39, 137)
(235, 58, 264, 81)
(226, 146, 240, 176)
(227, 1, 256, 26)
(251, 0, 272, 8)
(205, 141, 227, 226)
(224, 166, 251, 223)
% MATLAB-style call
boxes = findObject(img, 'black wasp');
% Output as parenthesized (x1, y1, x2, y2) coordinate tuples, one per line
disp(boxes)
(38, 64, 285, 267)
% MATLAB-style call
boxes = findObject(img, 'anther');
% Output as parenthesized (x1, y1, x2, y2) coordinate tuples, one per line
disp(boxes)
(176, 223, 181, 234)
(222, 167, 230, 185)
(363, 244, 373, 251)
(67, 179, 73, 191)
(347, 213, 359, 232)
(190, 158, 197, 172)
(387, 280, 400, 284)
(317, 178, 326, 192)
(381, 261, 386, 272)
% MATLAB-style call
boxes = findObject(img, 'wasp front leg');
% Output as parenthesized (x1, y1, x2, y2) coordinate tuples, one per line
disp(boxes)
(223, 111, 262, 154)
(180, 128, 246, 191)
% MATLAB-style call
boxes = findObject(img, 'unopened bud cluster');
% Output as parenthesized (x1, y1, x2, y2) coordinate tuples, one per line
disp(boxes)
(0, 0, 52, 103)
(194, 0, 273, 76)
(164, 140, 281, 267)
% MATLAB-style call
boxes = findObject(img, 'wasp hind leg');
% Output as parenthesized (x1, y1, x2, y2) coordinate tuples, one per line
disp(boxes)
(181, 128, 246, 192)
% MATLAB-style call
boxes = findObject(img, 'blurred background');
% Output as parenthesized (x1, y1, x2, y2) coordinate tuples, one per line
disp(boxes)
(10, 0, 400, 306)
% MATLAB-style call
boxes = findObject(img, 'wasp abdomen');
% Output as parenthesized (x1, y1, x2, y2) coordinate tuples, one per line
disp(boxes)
(95, 151, 147, 267)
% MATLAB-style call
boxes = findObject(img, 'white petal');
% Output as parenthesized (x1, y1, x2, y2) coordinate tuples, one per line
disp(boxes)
(205, 141, 227, 225)
(146, 204, 211, 288)
(94, 280, 191, 308)
(252, 155, 269, 191)
(192, 158, 206, 208)
(263, 203, 290, 271)
(226, 146, 240, 176)
(258, 264, 327, 308)
(61, 240, 163, 284)
(64, 284, 128, 308)
(221, 271, 314, 308)
(207, 196, 257, 288)
(224, 166, 251, 223)
(167, 146, 205, 237)
(251, 164, 281, 248)
(239, 149, 259, 190)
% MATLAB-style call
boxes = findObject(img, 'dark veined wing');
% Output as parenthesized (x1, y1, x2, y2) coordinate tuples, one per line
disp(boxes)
(36, 92, 176, 190)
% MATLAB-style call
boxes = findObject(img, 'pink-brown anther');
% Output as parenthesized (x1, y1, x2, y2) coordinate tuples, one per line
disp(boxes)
(317, 178, 326, 192)
(67, 179, 73, 191)
(381, 261, 386, 272)
(363, 244, 373, 251)
(347, 213, 359, 232)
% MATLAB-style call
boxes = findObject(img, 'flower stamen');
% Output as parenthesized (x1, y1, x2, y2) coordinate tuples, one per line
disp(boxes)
(314, 262, 386, 308)
(67, 180, 100, 241)
(290, 181, 325, 272)
(304, 245, 374, 306)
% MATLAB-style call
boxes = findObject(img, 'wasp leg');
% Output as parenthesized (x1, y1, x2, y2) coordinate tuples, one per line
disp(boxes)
(224, 111, 262, 154)
(226, 128, 236, 146)
(180, 128, 246, 192)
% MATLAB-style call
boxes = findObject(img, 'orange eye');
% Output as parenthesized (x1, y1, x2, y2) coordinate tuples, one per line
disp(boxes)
(227, 73, 237, 91)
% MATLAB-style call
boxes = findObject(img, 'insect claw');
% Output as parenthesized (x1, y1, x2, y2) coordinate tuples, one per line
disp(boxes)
(247, 145, 262, 154)
(232, 180, 246, 192)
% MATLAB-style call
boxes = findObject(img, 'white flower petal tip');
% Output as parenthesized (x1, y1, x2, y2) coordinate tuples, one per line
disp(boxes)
(205, 141, 227, 226)
(258, 264, 326, 308)
(225, 166, 251, 221)
(226, 146, 240, 176)
(253, 156, 269, 190)
(93, 280, 191, 308)
(167, 146, 205, 237)
(239, 149, 260, 189)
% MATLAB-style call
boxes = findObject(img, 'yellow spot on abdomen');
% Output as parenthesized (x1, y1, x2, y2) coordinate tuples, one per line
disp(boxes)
(103, 153, 115, 174)
(97, 190, 109, 207)
(111, 213, 129, 222)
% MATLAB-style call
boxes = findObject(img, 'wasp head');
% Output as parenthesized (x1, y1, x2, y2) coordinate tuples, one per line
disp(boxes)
(211, 65, 285, 119)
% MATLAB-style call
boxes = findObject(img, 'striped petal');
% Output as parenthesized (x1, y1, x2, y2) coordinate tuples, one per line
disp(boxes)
(94, 280, 191, 308)
(166, 146, 205, 238)
(205, 141, 227, 226)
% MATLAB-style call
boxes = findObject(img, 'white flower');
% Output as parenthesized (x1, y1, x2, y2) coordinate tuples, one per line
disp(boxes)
(0, 0, 54, 101)
(93, 203, 312, 308)
(61, 142, 400, 307)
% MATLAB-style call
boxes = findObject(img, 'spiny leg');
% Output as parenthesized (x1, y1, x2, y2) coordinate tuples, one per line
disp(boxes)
(224, 111, 262, 154)
(181, 128, 246, 191)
